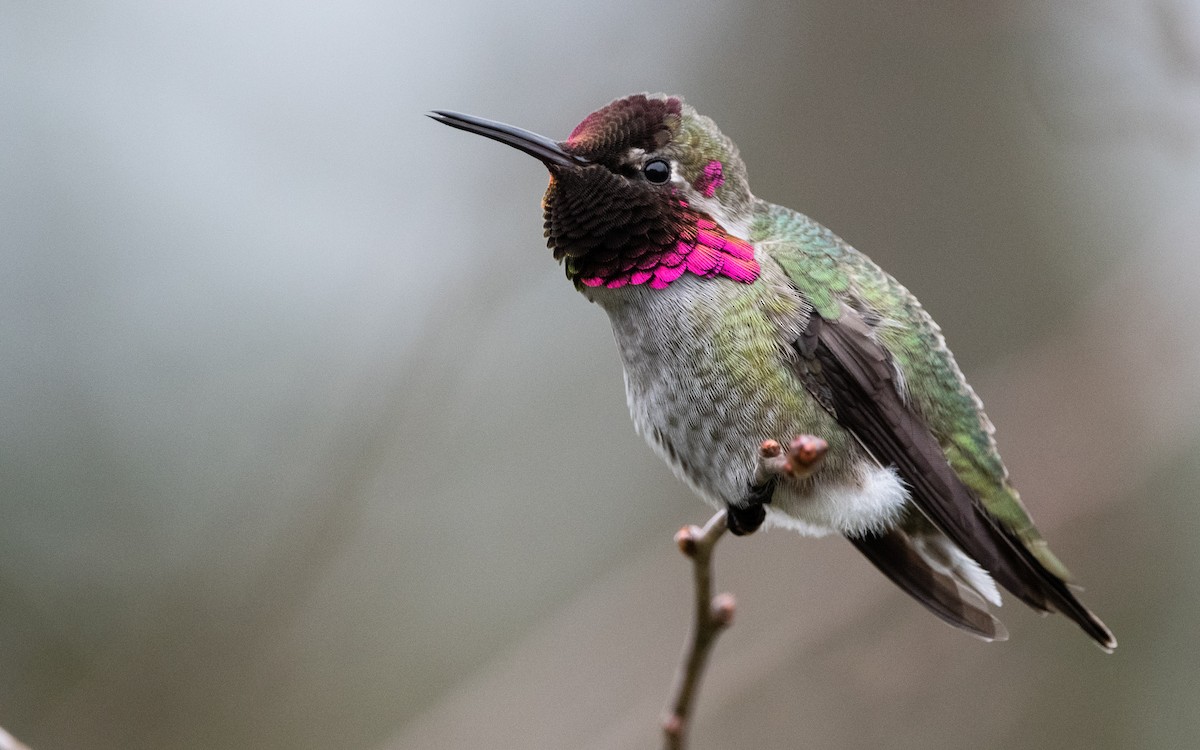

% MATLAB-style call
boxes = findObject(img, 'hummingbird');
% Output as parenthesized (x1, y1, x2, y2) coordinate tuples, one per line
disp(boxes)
(429, 94, 1116, 650)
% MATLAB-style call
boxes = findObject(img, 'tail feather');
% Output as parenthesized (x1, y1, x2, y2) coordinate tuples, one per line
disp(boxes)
(911, 532, 1001, 607)
(850, 526, 1008, 642)
(990, 518, 1117, 651)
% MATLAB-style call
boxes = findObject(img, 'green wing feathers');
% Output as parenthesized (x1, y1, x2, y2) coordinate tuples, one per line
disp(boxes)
(755, 205, 1071, 581)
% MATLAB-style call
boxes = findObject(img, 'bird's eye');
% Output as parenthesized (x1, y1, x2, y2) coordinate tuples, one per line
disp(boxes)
(642, 159, 671, 184)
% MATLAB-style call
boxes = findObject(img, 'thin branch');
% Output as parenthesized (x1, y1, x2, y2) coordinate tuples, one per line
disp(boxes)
(661, 435, 828, 749)
(662, 509, 729, 750)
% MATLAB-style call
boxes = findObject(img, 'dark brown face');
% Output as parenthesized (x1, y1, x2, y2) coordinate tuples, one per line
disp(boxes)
(543, 95, 695, 284)
(543, 160, 687, 259)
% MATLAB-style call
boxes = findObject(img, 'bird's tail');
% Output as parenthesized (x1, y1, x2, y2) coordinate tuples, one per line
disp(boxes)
(850, 523, 1008, 642)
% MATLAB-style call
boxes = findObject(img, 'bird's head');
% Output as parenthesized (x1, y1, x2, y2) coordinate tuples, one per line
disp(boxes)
(431, 94, 758, 290)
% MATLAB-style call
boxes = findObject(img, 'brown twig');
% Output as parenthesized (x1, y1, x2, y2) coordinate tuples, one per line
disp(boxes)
(661, 435, 828, 749)
(662, 508, 730, 750)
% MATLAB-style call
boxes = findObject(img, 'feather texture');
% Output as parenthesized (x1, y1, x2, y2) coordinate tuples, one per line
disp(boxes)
(850, 525, 1007, 641)
(793, 291, 1115, 650)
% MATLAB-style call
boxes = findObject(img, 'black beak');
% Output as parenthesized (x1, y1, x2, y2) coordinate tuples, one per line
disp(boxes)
(427, 110, 589, 170)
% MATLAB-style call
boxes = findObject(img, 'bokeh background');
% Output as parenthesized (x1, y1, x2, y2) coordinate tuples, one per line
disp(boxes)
(3, 2, 1199, 748)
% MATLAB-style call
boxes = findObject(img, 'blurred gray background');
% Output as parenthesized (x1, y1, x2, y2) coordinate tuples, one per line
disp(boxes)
(3, 1, 1199, 749)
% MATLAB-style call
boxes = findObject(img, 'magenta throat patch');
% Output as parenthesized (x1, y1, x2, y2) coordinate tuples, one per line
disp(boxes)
(580, 216, 759, 290)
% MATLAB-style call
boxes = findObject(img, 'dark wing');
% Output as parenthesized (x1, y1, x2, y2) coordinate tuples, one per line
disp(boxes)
(801, 307, 1115, 650)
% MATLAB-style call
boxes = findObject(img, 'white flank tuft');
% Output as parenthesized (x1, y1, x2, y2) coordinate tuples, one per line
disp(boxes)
(765, 465, 908, 537)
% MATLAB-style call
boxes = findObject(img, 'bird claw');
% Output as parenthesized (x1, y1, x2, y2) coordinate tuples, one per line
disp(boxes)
(756, 435, 828, 481)
(732, 436, 828, 535)
(785, 435, 828, 477)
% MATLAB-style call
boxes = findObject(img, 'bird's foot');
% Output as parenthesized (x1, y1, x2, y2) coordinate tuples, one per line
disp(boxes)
(726, 500, 766, 536)
(756, 436, 829, 482)
(730, 436, 830, 537)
